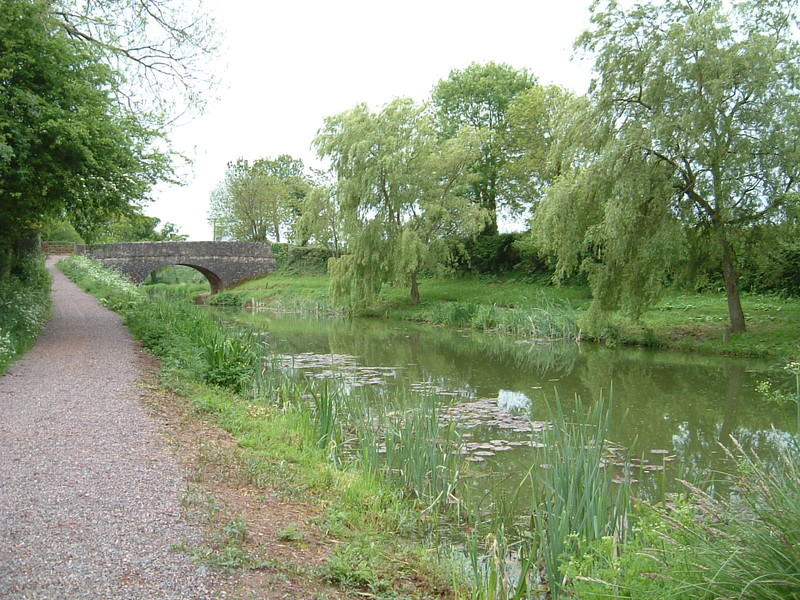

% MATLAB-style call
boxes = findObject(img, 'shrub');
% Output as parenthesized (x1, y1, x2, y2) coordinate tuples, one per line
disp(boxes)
(272, 243, 332, 275)
(0, 255, 51, 373)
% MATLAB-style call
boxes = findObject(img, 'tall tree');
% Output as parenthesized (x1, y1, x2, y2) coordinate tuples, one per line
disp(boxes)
(296, 173, 344, 256)
(315, 98, 488, 309)
(503, 84, 575, 216)
(0, 0, 171, 272)
(432, 62, 536, 234)
(92, 208, 187, 243)
(535, 0, 800, 332)
(208, 156, 310, 243)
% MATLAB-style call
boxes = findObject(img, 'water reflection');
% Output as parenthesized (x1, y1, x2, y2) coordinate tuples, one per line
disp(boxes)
(221, 308, 795, 496)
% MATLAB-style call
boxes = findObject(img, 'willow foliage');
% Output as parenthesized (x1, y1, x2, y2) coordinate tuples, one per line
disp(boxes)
(315, 98, 488, 311)
(534, 0, 800, 329)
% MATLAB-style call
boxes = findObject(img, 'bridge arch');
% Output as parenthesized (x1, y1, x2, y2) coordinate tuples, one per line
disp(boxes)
(144, 262, 225, 294)
(80, 241, 276, 294)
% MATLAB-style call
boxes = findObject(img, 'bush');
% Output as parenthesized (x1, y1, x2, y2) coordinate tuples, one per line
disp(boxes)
(272, 244, 332, 275)
(207, 290, 245, 307)
(450, 233, 555, 281)
(773, 240, 800, 296)
(0, 255, 51, 373)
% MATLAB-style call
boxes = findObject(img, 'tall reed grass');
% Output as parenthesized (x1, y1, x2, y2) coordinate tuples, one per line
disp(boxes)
(530, 395, 631, 598)
(421, 295, 580, 341)
(458, 395, 631, 599)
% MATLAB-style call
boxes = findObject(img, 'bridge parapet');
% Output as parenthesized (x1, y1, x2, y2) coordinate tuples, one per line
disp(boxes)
(79, 241, 276, 294)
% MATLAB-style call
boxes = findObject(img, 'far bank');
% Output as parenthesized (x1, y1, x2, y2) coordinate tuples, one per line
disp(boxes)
(189, 272, 800, 361)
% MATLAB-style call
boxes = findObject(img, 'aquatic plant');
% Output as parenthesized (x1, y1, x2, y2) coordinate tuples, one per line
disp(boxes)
(329, 388, 469, 521)
(202, 331, 260, 390)
(529, 395, 632, 598)
(420, 295, 580, 341)
(465, 527, 537, 600)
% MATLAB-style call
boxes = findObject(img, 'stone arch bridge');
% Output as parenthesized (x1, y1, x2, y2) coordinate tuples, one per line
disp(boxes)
(79, 241, 276, 294)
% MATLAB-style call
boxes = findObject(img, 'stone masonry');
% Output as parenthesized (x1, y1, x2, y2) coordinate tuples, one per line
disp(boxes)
(79, 241, 276, 294)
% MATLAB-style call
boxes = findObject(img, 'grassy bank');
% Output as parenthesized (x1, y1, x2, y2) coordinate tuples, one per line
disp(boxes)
(213, 273, 800, 359)
(0, 255, 51, 374)
(60, 256, 800, 599)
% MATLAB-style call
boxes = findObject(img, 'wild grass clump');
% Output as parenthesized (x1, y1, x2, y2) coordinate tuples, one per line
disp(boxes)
(336, 390, 467, 519)
(420, 295, 580, 341)
(560, 436, 800, 599)
(682, 437, 800, 599)
(531, 396, 632, 598)
(0, 255, 51, 373)
(453, 396, 632, 599)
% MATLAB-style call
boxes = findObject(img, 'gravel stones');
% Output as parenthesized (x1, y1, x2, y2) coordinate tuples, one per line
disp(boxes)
(0, 259, 216, 599)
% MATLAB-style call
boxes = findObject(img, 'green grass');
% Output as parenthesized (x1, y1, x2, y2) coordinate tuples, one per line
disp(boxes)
(618, 290, 800, 357)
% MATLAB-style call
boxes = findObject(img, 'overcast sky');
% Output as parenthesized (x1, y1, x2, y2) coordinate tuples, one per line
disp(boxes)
(145, 0, 595, 240)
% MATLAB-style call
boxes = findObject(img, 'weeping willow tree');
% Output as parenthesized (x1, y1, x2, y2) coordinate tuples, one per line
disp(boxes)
(314, 98, 488, 311)
(535, 0, 800, 332)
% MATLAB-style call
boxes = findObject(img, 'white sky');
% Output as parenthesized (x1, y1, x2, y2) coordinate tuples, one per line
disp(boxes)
(146, 0, 595, 240)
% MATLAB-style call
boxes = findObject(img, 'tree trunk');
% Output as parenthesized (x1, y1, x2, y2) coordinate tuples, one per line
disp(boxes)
(719, 232, 746, 332)
(482, 188, 499, 236)
(410, 270, 420, 305)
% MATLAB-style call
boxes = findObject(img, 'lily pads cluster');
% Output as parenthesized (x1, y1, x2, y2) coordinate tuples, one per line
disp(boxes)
(457, 439, 544, 462)
(276, 352, 400, 387)
(409, 381, 471, 397)
(439, 398, 551, 434)
(599, 447, 676, 484)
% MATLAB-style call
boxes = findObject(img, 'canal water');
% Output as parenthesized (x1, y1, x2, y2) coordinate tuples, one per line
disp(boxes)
(224, 308, 795, 499)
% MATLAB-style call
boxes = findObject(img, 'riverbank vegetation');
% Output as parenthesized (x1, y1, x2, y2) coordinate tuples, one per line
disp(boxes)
(208, 268, 800, 360)
(60, 254, 800, 599)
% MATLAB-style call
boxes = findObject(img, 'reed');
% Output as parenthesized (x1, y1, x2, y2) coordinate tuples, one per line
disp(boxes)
(682, 436, 800, 600)
(310, 381, 338, 449)
(528, 394, 631, 598)
(420, 295, 580, 341)
(315, 387, 471, 523)
(464, 527, 537, 600)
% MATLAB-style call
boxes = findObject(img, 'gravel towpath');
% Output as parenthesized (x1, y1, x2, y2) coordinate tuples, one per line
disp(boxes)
(0, 258, 217, 599)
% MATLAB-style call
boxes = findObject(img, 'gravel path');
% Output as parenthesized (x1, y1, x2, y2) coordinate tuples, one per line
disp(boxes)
(0, 258, 217, 599)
